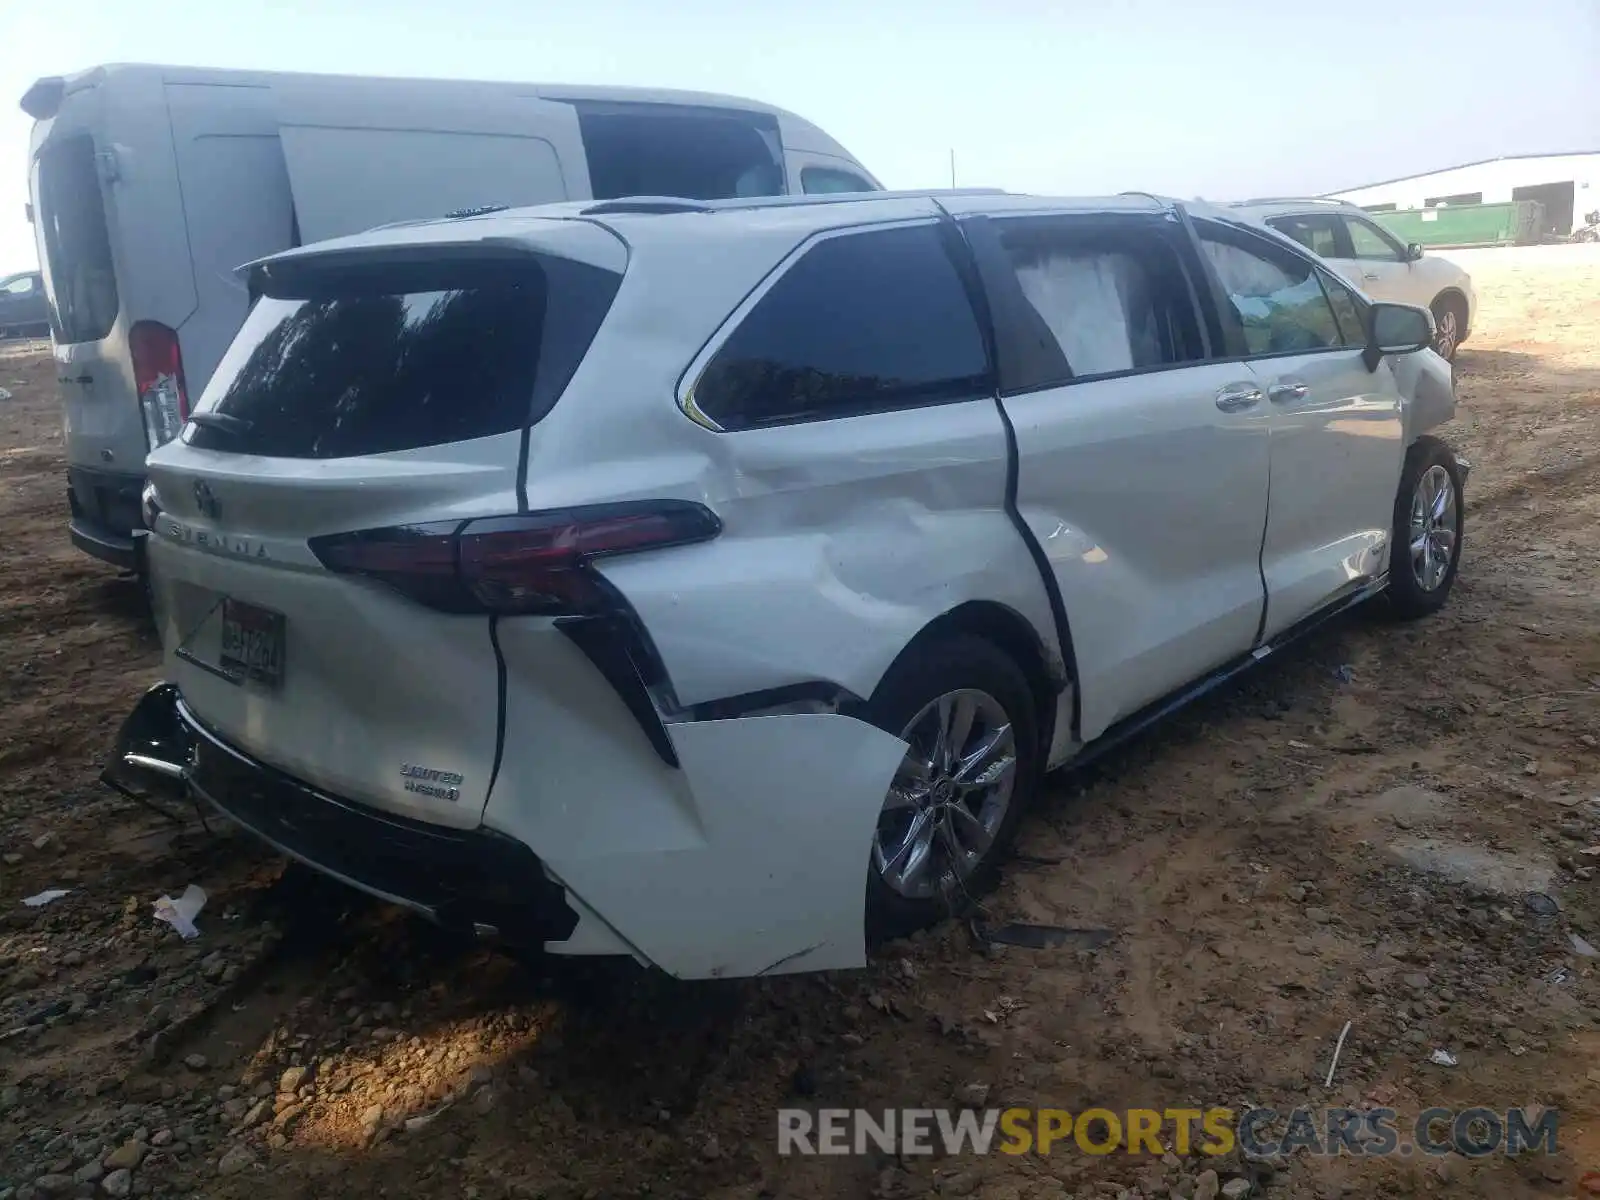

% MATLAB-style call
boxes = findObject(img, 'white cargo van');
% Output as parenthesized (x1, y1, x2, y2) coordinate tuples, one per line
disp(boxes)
(22, 64, 880, 570)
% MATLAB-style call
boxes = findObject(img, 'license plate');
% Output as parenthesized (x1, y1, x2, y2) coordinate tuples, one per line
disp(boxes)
(220, 599, 285, 687)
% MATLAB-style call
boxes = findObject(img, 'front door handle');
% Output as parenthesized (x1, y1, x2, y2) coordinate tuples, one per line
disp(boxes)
(1362, 272, 1380, 281)
(1268, 381, 1310, 404)
(1215, 382, 1264, 413)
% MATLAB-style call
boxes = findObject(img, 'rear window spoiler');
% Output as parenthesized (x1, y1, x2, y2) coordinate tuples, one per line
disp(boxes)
(241, 227, 627, 297)
(20, 76, 66, 120)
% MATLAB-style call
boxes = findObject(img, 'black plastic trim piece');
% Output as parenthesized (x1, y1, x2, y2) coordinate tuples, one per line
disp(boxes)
(486, 614, 510, 796)
(557, 615, 680, 768)
(688, 680, 863, 723)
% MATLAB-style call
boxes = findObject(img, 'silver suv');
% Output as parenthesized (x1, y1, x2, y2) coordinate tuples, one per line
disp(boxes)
(106, 190, 1466, 979)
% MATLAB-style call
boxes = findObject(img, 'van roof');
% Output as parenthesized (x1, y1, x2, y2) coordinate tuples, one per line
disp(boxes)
(21, 62, 836, 128)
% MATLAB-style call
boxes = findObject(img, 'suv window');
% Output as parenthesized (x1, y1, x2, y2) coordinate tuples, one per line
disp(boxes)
(1267, 213, 1344, 259)
(31, 136, 119, 344)
(692, 224, 989, 429)
(1197, 225, 1343, 355)
(993, 217, 1204, 383)
(2, 274, 37, 296)
(191, 256, 621, 459)
(1344, 217, 1404, 262)
(801, 167, 872, 194)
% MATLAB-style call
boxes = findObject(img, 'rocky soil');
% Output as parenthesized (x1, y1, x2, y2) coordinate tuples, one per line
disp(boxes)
(3, 248, 1600, 1199)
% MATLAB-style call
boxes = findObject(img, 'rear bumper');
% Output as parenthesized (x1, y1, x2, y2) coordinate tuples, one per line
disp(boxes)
(102, 683, 579, 945)
(67, 466, 144, 570)
(69, 518, 138, 570)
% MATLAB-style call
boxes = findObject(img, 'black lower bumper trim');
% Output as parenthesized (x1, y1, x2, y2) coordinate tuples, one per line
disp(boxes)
(69, 518, 137, 571)
(102, 684, 579, 944)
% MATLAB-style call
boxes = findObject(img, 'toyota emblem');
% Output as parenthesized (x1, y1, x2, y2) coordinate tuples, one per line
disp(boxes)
(193, 479, 220, 520)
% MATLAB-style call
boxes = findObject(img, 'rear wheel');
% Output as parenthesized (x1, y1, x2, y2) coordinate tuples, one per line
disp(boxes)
(1430, 295, 1466, 361)
(1387, 437, 1464, 619)
(861, 635, 1040, 941)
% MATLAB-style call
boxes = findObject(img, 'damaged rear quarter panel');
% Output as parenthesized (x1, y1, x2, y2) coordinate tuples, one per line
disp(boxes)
(595, 397, 1061, 710)
(483, 626, 907, 977)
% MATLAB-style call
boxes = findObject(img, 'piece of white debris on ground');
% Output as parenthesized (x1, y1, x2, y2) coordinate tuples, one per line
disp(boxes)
(22, 888, 71, 907)
(152, 883, 207, 939)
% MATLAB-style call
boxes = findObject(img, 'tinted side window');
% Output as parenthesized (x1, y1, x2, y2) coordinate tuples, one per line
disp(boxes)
(32, 136, 119, 344)
(1344, 217, 1403, 262)
(692, 225, 988, 429)
(1267, 214, 1343, 259)
(801, 167, 872, 194)
(993, 218, 1204, 384)
(1319, 271, 1367, 346)
(1197, 226, 1343, 355)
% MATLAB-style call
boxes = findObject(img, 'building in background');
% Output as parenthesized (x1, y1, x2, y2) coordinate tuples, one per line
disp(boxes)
(1327, 151, 1600, 239)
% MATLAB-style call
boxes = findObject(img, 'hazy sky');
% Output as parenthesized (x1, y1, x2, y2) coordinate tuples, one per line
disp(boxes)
(3, 0, 1597, 271)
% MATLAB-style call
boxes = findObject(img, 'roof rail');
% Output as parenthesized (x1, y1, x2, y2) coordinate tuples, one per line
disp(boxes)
(580, 188, 1007, 218)
(1230, 196, 1356, 208)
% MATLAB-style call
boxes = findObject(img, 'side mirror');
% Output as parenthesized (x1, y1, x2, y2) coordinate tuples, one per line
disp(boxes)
(1363, 302, 1434, 371)
(1405, 242, 1424, 261)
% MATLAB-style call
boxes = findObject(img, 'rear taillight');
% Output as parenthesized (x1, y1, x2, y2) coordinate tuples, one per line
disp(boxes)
(310, 501, 721, 615)
(130, 321, 189, 450)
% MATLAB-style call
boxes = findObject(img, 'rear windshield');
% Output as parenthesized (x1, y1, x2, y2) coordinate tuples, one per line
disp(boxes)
(32, 135, 119, 344)
(188, 257, 620, 459)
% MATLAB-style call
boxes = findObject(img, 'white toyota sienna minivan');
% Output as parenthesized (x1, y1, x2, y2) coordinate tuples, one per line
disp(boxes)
(105, 190, 1466, 980)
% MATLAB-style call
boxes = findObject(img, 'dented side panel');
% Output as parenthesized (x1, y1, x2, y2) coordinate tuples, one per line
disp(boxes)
(596, 397, 1060, 710)
(1388, 348, 1458, 443)
(483, 625, 907, 976)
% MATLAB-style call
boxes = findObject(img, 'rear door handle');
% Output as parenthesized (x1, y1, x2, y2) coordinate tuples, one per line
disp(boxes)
(1362, 272, 1380, 281)
(1215, 382, 1263, 413)
(1268, 381, 1309, 404)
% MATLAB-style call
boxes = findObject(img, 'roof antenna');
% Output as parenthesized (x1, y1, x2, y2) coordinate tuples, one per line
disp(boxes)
(949, 148, 956, 189)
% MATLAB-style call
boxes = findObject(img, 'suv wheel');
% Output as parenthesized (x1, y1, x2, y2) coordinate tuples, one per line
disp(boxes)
(1387, 437, 1464, 619)
(861, 635, 1039, 941)
(1430, 295, 1466, 360)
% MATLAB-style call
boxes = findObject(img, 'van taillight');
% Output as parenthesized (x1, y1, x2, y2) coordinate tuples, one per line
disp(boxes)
(309, 501, 721, 615)
(130, 321, 189, 449)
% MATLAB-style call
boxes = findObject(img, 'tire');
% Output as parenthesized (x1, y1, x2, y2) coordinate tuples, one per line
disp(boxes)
(1387, 437, 1464, 619)
(1429, 294, 1466, 361)
(859, 634, 1040, 942)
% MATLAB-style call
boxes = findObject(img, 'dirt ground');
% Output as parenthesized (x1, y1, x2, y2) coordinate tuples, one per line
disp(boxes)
(3, 246, 1600, 1200)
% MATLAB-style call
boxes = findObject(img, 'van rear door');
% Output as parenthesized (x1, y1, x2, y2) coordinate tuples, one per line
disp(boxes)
(271, 79, 582, 242)
(164, 82, 296, 401)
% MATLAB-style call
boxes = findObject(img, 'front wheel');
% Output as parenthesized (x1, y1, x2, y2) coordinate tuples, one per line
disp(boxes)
(861, 635, 1040, 942)
(1387, 437, 1464, 619)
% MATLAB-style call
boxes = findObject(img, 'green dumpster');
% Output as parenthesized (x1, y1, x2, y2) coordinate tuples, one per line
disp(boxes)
(1370, 201, 1547, 249)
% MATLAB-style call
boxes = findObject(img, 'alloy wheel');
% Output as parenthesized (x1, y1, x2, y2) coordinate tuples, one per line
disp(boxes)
(873, 689, 1017, 900)
(1434, 309, 1459, 359)
(1410, 463, 1457, 592)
